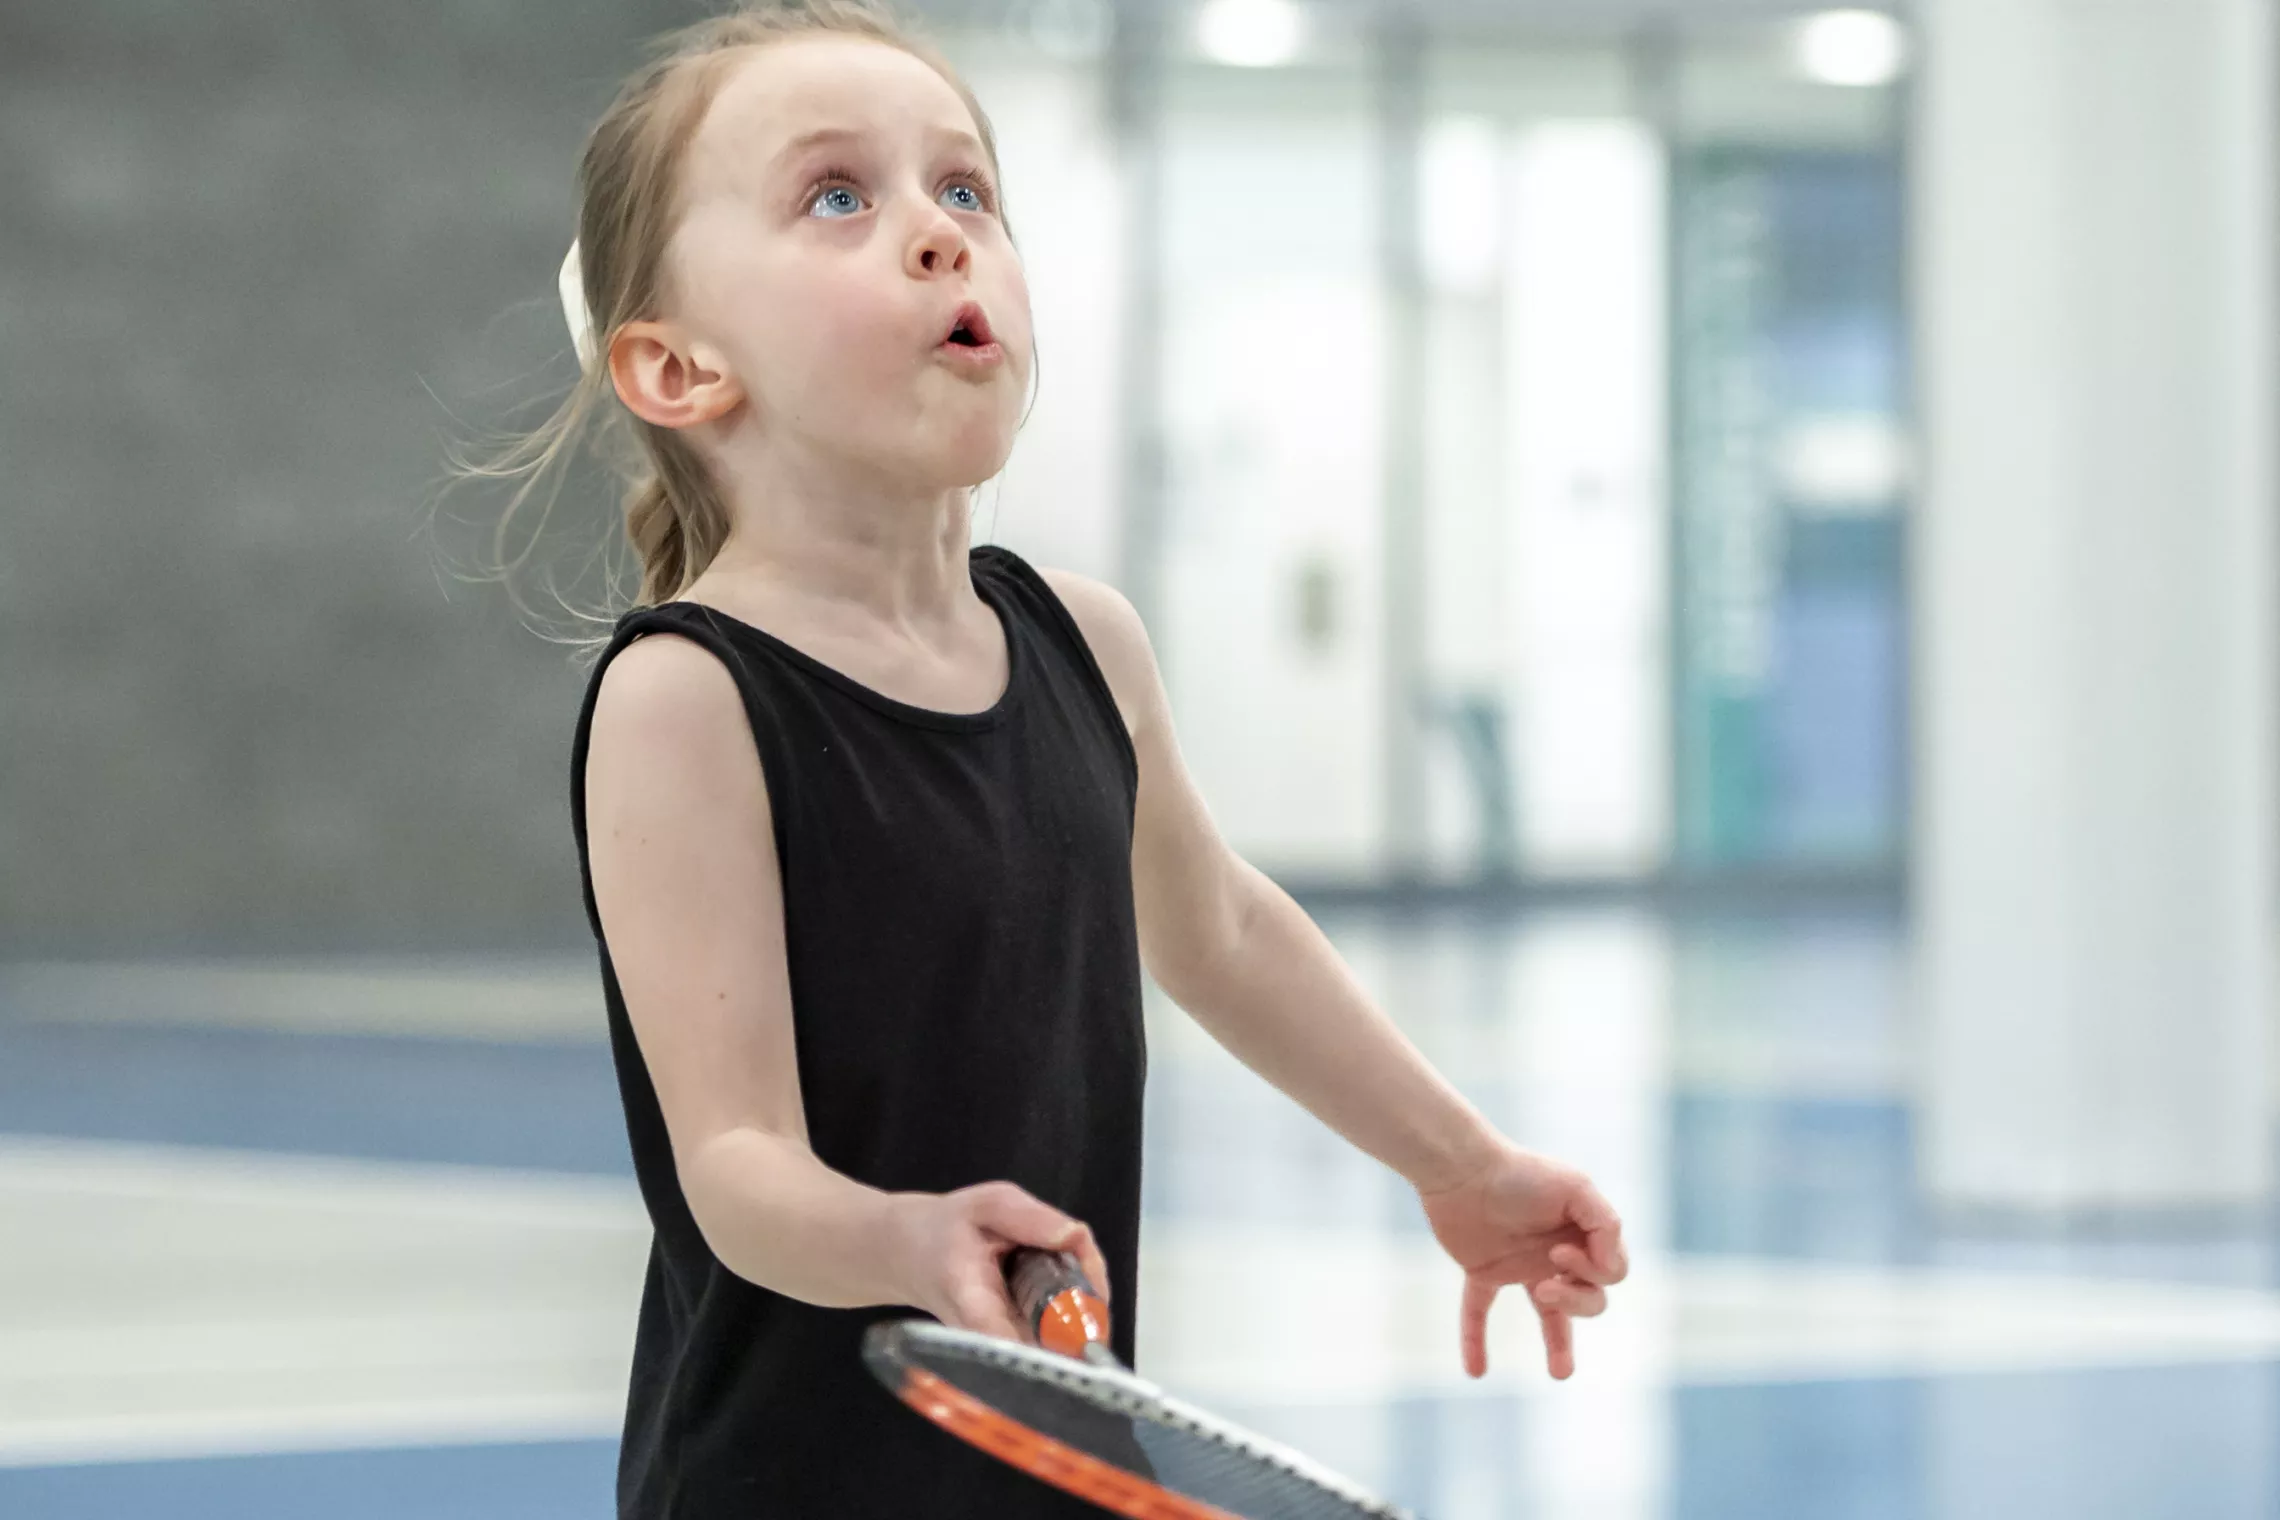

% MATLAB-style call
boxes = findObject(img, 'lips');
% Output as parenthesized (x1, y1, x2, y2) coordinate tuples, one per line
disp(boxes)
(941, 301, 997, 349)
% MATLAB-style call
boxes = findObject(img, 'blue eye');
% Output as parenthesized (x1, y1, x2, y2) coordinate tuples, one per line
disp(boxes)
(804, 168, 989, 219)
(810, 184, 864, 219)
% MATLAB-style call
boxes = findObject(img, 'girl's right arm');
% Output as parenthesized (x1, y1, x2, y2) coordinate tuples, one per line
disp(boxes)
(583, 633, 1109, 1342)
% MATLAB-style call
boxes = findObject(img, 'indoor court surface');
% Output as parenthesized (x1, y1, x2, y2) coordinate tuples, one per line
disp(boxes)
(4, 907, 2273, 1520)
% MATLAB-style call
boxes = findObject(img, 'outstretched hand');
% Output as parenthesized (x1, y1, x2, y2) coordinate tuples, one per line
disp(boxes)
(1418, 1141, 1627, 1381)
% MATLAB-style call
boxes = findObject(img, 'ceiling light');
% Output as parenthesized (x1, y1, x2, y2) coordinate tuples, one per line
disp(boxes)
(1197, 0, 1306, 69)
(1420, 115, 1503, 296)
(1794, 10, 1909, 88)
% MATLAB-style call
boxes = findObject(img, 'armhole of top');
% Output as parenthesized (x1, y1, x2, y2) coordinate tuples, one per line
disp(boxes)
(569, 606, 781, 934)
(974, 545, 1141, 796)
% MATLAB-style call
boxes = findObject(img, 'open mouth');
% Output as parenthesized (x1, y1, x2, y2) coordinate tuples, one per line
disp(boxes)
(942, 302, 997, 349)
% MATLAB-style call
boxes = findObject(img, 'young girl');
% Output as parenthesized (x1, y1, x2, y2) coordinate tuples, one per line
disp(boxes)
(547, 3, 1628, 1514)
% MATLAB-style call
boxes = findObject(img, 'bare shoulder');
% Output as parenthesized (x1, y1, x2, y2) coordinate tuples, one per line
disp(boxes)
(587, 631, 763, 804)
(1035, 566, 1161, 694)
(1034, 566, 1168, 745)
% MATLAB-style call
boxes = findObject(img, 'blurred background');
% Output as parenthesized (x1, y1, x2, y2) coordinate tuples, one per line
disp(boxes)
(2, 0, 2275, 1515)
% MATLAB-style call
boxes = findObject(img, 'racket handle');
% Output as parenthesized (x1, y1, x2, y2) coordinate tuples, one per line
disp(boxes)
(1004, 1247, 1113, 1362)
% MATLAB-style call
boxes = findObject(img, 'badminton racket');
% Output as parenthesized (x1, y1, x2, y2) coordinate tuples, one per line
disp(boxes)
(862, 1246, 1415, 1520)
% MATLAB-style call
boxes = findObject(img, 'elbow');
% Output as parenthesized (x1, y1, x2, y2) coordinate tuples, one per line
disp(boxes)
(674, 1125, 786, 1277)
(1146, 863, 1266, 1009)
(674, 1132, 742, 1263)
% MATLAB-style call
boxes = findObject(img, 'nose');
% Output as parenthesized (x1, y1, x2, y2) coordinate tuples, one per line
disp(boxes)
(906, 206, 970, 280)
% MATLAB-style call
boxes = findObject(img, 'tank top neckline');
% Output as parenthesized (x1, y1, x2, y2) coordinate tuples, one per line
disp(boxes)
(645, 545, 1024, 734)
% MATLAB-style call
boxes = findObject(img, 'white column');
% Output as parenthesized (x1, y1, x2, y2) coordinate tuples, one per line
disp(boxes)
(1501, 120, 1671, 879)
(1915, 0, 2278, 1210)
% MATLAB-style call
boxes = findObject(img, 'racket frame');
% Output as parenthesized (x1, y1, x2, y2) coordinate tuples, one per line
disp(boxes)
(863, 1317, 1414, 1520)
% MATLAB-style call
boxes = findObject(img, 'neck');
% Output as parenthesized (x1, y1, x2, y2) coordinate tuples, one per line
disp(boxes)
(700, 438, 978, 625)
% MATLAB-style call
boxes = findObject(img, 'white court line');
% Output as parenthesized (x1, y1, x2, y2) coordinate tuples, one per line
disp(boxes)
(6, 1137, 2280, 1468)
(1142, 1225, 2280, 1403)
(0, 1134, 644, 1227)
(0, 1137, 648, 1468)
(0, 959, 605, 1043)
(4, 1397, 625, 1471)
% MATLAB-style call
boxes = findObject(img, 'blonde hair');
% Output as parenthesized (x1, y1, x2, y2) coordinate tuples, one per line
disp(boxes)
(440, 0, 1016, 649)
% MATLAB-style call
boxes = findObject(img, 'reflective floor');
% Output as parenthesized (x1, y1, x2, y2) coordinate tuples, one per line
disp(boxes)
(3, 905, 2276, 1518)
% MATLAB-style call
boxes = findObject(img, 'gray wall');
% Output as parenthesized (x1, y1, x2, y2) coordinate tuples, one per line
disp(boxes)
(0, 0, 738, 957)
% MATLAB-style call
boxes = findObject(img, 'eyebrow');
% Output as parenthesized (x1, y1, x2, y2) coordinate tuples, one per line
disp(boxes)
(769, 123, 987, 170)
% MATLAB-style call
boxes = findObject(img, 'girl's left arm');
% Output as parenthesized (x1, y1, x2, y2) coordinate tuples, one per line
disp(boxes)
(1044, 568, 1630, 1380)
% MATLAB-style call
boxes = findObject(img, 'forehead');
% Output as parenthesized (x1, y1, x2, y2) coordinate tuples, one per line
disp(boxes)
(683, 35, 980, 197)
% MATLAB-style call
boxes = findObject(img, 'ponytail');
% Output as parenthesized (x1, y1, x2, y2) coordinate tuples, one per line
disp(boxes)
(625, 421, 733, 606)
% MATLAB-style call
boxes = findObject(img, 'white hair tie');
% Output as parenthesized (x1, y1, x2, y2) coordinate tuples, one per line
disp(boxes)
(558, 240, 599, 373)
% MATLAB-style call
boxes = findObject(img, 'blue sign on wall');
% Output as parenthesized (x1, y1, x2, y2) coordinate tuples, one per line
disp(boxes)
(1672, 148, 1910, 872)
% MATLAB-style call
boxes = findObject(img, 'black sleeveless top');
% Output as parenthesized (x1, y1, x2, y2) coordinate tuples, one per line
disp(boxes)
(568, 545, 1148, 1519)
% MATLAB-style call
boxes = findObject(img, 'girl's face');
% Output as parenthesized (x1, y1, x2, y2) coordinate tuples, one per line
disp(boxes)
(665, 37, 1033, 494)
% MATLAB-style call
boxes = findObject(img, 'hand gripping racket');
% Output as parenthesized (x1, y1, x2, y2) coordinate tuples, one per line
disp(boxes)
(862, 1247, 1416, 1520)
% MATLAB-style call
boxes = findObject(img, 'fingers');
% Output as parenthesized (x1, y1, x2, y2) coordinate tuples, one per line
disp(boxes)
(1566, 1185, 1629, 1283)
(1464, 1268, 1605, 1380)
(1550, 1240, 1626, 1290)
(948, 1274, 1027, 1344)
(1532, 1273, 1608, 1319)
(1538, 1305, 1575, 1380)
(970, 1185, 1099, 1275)
(964, 1182, 1111, 1301)
(1069, 1230, 1112, 1304)
(1567, 1178, 1620, 1233)
(1459, 1274, 1499, 1378)
(1589, 1223, 1629, 1283)
(966, 1181, 1067, 1243)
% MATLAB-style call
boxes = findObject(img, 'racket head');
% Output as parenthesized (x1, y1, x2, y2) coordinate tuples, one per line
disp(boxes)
(862, 1317, 1414, 1520)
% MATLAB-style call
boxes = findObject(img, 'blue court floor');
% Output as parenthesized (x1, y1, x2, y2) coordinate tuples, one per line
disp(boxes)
(3, 905, 2275, 1518)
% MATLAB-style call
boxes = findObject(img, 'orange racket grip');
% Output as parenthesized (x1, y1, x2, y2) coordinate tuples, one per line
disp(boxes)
(1004, 1247, 1112, 1361)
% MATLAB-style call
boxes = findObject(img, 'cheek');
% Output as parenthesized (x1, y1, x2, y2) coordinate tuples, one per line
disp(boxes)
(1005, 309, 1036, 388)
(997, 262, 1035, 355)
(742, 265, 910, 403)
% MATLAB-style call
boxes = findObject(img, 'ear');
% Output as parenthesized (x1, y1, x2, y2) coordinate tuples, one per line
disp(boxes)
(607, 320, 745, 429)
